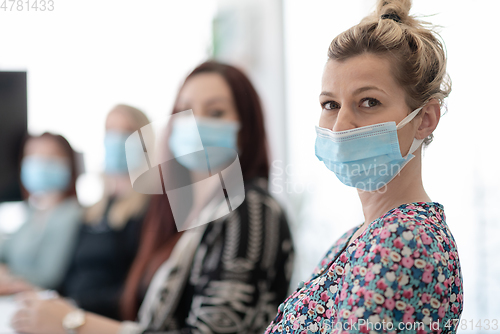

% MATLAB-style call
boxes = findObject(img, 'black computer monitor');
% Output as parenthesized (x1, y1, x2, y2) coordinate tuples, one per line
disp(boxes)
(0, 71, 28, 202)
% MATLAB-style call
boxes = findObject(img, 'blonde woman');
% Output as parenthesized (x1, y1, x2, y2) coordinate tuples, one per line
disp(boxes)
(56, 104, 151, 320)
(266, 0, 462, 333)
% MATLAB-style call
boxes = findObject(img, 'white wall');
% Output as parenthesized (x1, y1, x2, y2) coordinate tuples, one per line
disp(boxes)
(212, 0, 289, 213)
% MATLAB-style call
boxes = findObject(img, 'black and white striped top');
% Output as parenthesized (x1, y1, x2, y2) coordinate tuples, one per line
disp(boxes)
(120, 177, 294, 334)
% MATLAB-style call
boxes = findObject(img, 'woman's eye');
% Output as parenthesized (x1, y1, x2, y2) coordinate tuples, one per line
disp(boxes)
(208, 110, 225, 118)
(321, 101, 339, 110)
(360, 98, 381, 108)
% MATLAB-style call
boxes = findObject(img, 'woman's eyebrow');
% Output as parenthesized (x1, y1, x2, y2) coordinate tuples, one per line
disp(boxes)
(353, 86, 387, 95)
(205, 97, 230, 106)
(319, 86, 387, 98)
(319, 91, 335, 98)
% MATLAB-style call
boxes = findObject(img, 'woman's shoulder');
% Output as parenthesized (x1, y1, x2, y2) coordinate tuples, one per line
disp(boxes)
(42, 197, 83, 231)
(361, 201, 460, 266)
(58, 197, 84, 215)
(349, 202, 463, 320)
(83, 192, 149, 230)
(371, 201, 453, 244)
(381, 201, 444, 223)
(242, 177, 284, 214)
(190, 178, 293, 281)
(202, 177, 291, 250)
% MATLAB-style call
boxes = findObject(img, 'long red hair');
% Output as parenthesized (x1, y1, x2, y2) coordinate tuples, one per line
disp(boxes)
(120, 61, 270, 320)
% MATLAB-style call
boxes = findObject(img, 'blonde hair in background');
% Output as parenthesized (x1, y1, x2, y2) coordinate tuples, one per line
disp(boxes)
(111, 104, 151, 130)
(85, 104, 151, 230)
(327, 0, 451, 146)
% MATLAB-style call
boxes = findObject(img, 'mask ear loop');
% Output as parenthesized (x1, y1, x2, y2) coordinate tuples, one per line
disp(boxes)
(396, 106, 423, 130)
(396, 106, 425, 157)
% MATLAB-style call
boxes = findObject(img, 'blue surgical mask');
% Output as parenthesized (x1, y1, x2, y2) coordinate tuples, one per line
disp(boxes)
(169, 117, 240, 172)
(315, 107, 424, 191)
(104, 131, 131, 174)
(21, 156, 71, 194)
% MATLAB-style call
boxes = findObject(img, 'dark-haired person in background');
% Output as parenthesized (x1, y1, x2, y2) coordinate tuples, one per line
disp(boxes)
(0, 132, 82, 293)
(12, 61, 294, 334)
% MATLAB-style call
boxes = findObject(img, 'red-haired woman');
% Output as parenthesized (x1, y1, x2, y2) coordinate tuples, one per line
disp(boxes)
(12, 61, 294, 334)
(0, 132, 82, 294)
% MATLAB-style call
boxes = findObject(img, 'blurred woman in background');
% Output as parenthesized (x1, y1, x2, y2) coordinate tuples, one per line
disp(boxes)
(56, 104, 151, 320)
(0, 132, 82, 293)
(12, 61, 294, 334)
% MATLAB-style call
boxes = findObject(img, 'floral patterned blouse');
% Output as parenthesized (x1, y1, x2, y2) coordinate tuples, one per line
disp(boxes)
(265, 202, 463, 334)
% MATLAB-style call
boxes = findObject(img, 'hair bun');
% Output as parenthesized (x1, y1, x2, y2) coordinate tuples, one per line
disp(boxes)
(381, 13, 402, 23)
(376, 0, 412, 24)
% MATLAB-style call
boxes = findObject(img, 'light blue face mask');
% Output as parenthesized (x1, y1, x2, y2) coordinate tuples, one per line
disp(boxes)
(169, 117, 240, 172)
(315, 107, 424, 191)
(104, 131, 130, 174)
(105, 130, 147, 174)
(21, 156, 71, 194)
(106, 130, 147, 175)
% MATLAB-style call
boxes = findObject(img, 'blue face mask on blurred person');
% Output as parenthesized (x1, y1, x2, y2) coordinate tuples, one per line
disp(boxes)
(21, 156, 71, 194)
(315, 106, 424, 191)
(169, 117, 240, 172)
(104, 131, 130, 174)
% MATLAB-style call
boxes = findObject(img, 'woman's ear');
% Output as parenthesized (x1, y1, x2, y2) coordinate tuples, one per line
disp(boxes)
(416, 99, 440, 140)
